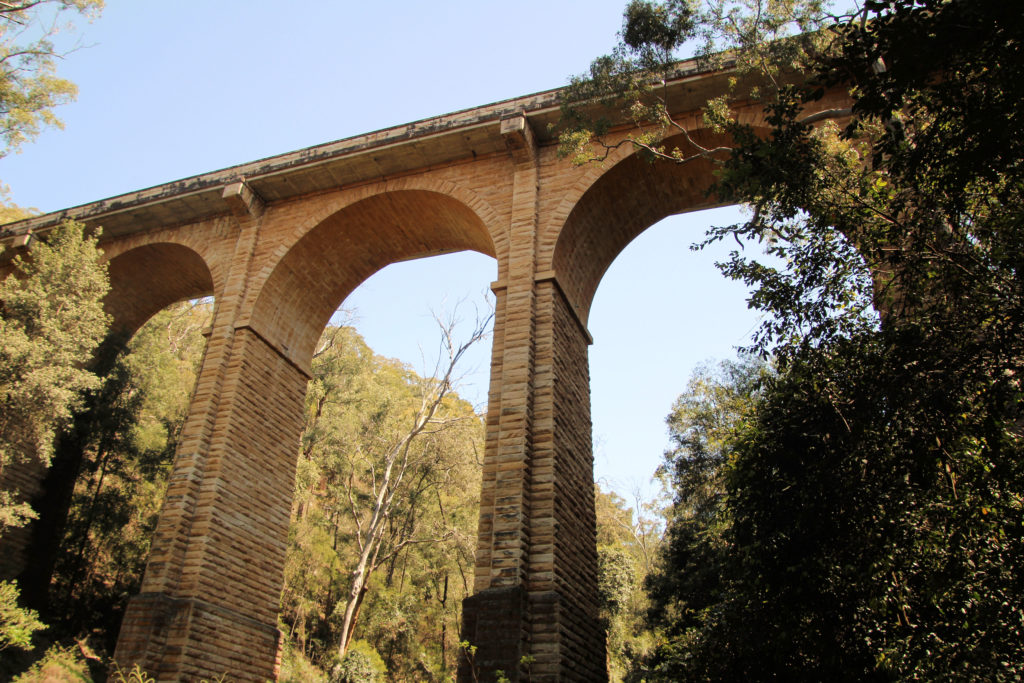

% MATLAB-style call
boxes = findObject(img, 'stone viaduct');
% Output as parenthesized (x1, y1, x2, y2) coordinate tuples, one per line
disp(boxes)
(0, 58, 848, 681)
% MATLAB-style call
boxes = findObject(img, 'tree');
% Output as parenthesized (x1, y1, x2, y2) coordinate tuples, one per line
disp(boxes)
(0, 220, 108, 665)
(0, 580, 43, 652)
(568, 1, 1024, 679)
(0, 220, 109, 524)
(593, 484, 662, 682)
(48, 300, 211, 650)
(326, 311, 490, 661)
(0, 0, 103, 219)
(659, 356, 764, 528)
(0, 3, 106, 657)
(0, 0, 107, 471)
(281, 311, 489, 678)
(559, 0, 843, 167)
(642, 356, 763, 634)
(0, 0, 103, 162)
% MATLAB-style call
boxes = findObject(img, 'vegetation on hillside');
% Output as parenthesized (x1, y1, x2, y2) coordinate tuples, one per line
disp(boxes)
(565, 1, 1024, 680)
(282, 317, 488, 681)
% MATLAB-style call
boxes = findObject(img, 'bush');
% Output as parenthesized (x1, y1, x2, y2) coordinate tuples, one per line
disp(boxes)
(279, 637, 328, 683)
(330, 640, 386, 683)
(0, 580, 45, 652)
(11, 645, 90, 682)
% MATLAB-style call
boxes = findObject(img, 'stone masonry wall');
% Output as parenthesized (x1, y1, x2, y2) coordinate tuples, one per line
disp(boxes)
(0, 458, 46, 579)
(530, 280, 605, 682)
(114, 326, 308, 681)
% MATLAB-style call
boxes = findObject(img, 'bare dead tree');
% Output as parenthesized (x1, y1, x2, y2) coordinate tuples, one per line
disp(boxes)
(335, 306, 493, 660)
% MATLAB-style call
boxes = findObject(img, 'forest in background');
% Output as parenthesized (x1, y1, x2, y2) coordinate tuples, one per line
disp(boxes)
(0, 280, 664, 682)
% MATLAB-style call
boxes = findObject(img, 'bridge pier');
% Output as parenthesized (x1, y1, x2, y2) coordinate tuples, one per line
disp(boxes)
(112, 203, 308, 681)
(0, 73, 784, 679)
(114, 322, 308, 681)
(460, 116, 606, 680)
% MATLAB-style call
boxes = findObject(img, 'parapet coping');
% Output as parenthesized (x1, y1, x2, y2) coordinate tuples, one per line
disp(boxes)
(0, 56, 725, 244)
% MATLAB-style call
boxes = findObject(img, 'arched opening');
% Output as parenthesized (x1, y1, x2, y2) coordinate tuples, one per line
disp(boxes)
(338, 249, 496, 407)
(547, 134, 777, 681)
(549, 131, 773, 496)
(112, 191, 499, 680)
(280, 248, 495, 676)
(550, 129, 734, 327)
(104, 242, 215, 338)
(233, 189, 499, 677)
(249, 189, 497, 369)
(588, 206, 764, 498)
(587, 206, 770, 679)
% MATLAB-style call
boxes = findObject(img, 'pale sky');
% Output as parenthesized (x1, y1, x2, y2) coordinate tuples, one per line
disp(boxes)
(0, 1, 764, 505)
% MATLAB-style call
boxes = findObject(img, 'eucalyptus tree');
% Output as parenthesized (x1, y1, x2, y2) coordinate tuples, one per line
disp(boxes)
(0, 221, 108, 529)
(285, 311, 490, 678)
(0, 0, 104, 161)
(0, 220, 108, 663)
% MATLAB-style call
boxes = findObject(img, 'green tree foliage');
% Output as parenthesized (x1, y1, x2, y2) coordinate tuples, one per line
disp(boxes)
(9, 644, 91, 682)
(660, 356, 763, 526)
(559, 0, 837, 165)
(642, 357, 763, 649)
(0, 220, 108, 527)
(282, 319, 487, 681)
(330, 639, 387, 683)
(703, 13, 1024, 679)
(0, 220, 108, 672)
(0, 1, 103, 221)
(594, 485, 662, 682)
(0, 3, 107, 651)
(0, 580, 44, 651)
(0, 0, 103, 161)
(569, 1, 1024, 680)
(46, 301, 211, 651)
(0, 191, 35, 224)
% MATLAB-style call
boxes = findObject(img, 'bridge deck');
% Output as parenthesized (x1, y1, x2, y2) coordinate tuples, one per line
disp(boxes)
(0, 56, 727, 244)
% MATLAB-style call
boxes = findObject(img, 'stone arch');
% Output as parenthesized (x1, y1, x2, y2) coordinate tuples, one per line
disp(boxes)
(103, 242, 216, 339)
(548, 127, 756, 327)
(248, 187, 498, 369)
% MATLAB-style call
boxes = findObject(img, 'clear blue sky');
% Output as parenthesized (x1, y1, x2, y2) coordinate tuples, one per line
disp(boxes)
(0, 1, 764, 505)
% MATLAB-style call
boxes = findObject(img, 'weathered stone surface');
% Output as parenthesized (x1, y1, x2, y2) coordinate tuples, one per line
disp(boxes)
(0, 62, 853, 681)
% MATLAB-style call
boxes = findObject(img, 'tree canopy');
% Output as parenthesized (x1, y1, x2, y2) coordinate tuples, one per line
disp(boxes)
(0, 0, 103, 219)
(0, 221, 108, 517)
(0, 0, 103, 160)
(565, 1, 1024, 680)
(0, 220, 109, 675)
